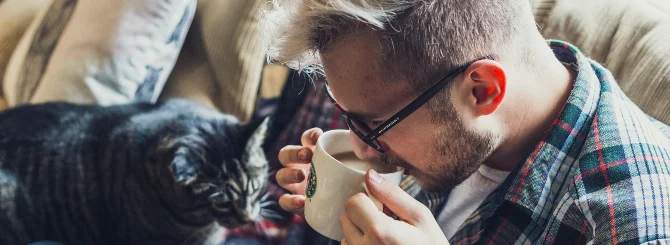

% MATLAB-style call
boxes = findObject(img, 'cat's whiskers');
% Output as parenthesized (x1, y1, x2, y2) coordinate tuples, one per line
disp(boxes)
(259, 209, 285, 222)
(259, 200, 276, 208)
(260, 192, 271, 202)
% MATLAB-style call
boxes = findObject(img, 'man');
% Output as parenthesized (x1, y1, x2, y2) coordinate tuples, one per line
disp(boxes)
(262, 0, 670, 244)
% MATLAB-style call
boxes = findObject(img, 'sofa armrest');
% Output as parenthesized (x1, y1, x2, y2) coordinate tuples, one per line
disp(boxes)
(533, 0, 670, 124)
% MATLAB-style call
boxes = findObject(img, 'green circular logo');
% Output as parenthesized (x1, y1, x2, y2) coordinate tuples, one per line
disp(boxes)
(306, 163, 317, 199)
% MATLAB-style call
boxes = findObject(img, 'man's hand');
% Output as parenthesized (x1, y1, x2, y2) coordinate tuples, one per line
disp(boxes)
(275, 128, 323, 216)
(340, 169, 449, 245)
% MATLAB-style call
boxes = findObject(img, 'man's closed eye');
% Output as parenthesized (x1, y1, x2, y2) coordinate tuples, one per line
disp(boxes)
(367, 119, 384, 128)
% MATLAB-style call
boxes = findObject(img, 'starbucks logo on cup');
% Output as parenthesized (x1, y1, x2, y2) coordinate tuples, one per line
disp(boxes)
(306, 163, 317, 199)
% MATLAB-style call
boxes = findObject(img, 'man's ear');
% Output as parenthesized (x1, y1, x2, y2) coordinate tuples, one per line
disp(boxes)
(460, 60, 507, 116)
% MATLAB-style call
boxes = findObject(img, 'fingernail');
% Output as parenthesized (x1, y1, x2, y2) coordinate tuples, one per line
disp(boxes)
(310, 129, 319, 142)
(295, 169, 306, 181)
(369, 169, 384, 184)
(292, 197, 303, 207)
(297, 149, 307, 161)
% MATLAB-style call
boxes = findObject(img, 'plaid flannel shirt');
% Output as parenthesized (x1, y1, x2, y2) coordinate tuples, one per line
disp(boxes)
(225, 40, 670, 244)
(401, 40, 670, 244)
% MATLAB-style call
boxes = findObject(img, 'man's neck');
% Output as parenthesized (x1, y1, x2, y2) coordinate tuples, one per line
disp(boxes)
(484, 53, 577, 172)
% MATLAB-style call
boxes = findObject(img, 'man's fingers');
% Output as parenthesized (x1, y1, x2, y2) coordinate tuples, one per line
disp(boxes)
(276, 167, 307, 192)
(340, 212, 363, 244)
(278, 194, 305, 216)
(366, 169, 432, 225)
(278, 128, 322, 167)
(278, 145, 313, 166)
(301, 128, 323, 149)
(345, 192, 391, 234)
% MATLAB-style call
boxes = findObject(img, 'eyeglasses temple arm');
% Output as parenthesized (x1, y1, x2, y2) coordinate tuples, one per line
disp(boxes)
(366, 67, 468, 140)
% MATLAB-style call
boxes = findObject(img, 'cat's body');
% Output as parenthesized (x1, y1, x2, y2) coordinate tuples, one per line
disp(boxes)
(0, 99, 270, 245)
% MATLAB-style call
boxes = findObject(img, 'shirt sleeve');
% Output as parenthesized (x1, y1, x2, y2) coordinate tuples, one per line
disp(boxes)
(570, 157, 670, 244)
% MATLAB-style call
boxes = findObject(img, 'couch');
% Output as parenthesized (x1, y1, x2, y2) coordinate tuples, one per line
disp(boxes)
(0, 0, 289, 123)
(1, 0, 668, 124)
(0, 0, 668, 243)
(533, 0, 670, 123)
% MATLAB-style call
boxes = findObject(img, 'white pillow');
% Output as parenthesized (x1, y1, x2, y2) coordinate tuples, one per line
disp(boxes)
(3, 0, 196, 106)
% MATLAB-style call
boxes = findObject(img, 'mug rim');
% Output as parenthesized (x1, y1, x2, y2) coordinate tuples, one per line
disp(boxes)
(316, 129, 404, 175)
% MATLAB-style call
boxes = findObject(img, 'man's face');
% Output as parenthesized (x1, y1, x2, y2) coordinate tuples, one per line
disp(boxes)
(321, 31, 498, 192)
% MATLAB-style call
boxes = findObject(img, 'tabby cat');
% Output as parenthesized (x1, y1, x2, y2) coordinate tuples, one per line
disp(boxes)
(0, 99, 272, 245)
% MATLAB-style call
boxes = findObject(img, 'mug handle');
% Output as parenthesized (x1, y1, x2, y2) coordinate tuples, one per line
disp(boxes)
(362, 182, 383, 211)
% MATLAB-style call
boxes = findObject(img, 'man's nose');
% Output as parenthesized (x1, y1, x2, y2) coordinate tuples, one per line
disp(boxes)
(349, 131, 382, 160)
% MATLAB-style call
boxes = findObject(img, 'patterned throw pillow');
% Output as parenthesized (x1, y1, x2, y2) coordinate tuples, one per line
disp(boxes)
(2, 0, 195, 106)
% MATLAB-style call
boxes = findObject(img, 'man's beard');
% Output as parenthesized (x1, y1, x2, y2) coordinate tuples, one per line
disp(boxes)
(381, 117, 498, 193)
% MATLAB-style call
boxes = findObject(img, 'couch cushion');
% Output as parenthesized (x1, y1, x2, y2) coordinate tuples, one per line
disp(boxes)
(3, 0, 195, 107)
(0, 0, 48, 98)
(159, 0, 268, 122)
(533, 0, 670, 123)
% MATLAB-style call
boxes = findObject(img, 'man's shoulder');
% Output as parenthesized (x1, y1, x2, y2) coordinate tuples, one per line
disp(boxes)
(574, 61, 670, 176)
(566, 88, 670, 242)
(573, 95, 670, 192)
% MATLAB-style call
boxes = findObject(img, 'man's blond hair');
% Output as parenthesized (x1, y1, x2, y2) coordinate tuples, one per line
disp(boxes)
(261, 0, 536, 91)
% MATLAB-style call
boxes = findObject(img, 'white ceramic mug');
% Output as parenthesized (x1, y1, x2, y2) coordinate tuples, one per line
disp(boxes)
(304, 130, 404, 241)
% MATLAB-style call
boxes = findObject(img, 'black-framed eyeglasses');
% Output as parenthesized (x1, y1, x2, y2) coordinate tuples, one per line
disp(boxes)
(324, 57, 491, 153)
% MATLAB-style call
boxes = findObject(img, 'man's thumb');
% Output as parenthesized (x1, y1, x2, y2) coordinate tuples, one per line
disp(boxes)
(365, 169, 431, 225)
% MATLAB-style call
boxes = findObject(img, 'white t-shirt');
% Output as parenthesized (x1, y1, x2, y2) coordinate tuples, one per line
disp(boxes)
(436, 165, 510, 239)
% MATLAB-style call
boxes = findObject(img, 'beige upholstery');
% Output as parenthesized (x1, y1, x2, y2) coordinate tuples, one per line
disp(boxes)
(0, 0, 48, 100)
(1, 0, 669, 124)
(2, 0, 195, 107)
(159, 0, 271, 122)
(0, 0, 284, 117)
(533, 0, 670, 123)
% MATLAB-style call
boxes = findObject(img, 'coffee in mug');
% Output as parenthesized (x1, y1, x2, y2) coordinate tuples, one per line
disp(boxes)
(331, 152, 397, 173)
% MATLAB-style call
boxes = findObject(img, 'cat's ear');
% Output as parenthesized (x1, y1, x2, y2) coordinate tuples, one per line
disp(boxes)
(170, 148, 199, 186)
(243, 117, 270, 152)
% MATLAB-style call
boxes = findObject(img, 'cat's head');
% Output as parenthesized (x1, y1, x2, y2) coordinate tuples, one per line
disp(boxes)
(202, 116, 271, 228)
(146, 101, 271, 228)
